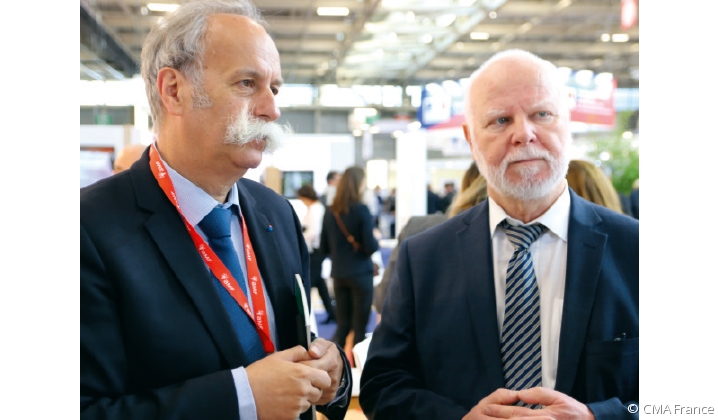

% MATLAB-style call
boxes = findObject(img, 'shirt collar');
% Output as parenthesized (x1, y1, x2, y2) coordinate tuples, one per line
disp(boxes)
(488, 179, 570, 242)
(155, 145, 241, 227)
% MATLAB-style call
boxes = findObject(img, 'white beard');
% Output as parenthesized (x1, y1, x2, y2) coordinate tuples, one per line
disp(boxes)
(476, 146, 568, 201)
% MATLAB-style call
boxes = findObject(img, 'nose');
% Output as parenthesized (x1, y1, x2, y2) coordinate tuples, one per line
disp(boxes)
(252, 88, 281, 122)
(511, 116, 537, 145)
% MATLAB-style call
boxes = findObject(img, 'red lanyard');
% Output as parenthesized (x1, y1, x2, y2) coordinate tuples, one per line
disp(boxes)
(149, 144, 275, 353)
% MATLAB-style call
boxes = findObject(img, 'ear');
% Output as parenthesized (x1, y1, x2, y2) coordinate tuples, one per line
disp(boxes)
(462, 123, 471, 145)
(463, 123, 480, 163)
(157, 67, 188, 117)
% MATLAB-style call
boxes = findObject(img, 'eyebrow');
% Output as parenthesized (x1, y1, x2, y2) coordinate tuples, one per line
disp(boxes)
(483, 108, 508, 121)
(232, 68, 284, 87)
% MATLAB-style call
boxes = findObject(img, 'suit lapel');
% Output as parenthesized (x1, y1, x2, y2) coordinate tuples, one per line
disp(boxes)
(236, 181, 295, 350)
(460, 202, 506, 390)
(131, 154, 246, 367)
(554, 191, 607, 394)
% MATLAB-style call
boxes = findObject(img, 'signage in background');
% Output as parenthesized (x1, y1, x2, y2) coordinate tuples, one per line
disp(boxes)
(417, 86, 453, 128)
(566, 72, 617, 126)
(419, 70, 618, 130)
(80, 146, 114, 188)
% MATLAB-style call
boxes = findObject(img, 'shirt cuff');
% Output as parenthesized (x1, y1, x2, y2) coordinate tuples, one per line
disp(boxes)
(327, 352, 352, 407)
(232, 366, 258, 420)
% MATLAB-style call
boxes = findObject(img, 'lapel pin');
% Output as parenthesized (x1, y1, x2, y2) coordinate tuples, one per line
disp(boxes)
(267, 224, 273, 232)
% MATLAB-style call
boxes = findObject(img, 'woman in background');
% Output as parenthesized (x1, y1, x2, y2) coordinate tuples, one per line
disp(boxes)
(320, 166, 379, 353)
(296, 184, 336, 324)
(566, 159, 624, 214)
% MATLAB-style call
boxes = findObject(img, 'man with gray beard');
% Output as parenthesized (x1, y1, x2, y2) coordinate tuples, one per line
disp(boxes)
(360, 49, 638, 420)
(80, 1, 351, 419)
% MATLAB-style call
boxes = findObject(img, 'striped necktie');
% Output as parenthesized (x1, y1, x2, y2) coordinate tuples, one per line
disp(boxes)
(199, 206, 267, 364)
(500, 220, 545, 407)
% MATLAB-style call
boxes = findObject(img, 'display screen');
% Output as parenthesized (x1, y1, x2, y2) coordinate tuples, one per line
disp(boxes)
(80, 146, 115, 188)
(282, 171, 314, 199)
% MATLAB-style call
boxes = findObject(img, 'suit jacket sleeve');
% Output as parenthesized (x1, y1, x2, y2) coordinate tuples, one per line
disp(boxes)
(359, 239, 469, 420)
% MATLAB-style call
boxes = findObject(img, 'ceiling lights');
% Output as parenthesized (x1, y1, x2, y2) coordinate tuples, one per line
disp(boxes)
(601, 33, 630, 43)
(611, 34, 630, 42)
(437, 14, 456, 28)
(317, 7, 349, 16)
(470, 32, 490, 40)
(146, 3, 179, 12)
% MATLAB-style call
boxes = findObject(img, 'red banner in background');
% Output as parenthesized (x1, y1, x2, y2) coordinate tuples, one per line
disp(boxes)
(568, 78, 617, 126)
(621, 0, 638, 30)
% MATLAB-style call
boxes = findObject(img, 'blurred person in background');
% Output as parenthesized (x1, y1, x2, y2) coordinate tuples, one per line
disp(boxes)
(437, 181, 457, 213)
(320, 170, 341, 206)
(320, 166, 379, 362)
(296, 184, 337, 325)
(427, 184, 442, 214)
(460, 161, 481, 193)
(362, 183, 381, 229)
(565, 159, 624, 214)
(382, 188, 396, 238)
(446, 175, 488, 218)
(112, 143, 147, 174)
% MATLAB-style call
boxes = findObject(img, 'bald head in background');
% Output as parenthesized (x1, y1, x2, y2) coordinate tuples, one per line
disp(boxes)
(113, 144, 147, 174)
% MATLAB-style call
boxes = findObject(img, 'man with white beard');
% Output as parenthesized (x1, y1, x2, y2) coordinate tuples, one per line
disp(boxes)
(80, 1, 351, 420)
(360, 49, 638, 420)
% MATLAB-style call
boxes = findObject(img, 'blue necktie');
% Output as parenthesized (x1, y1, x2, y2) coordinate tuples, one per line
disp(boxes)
(199, 206, 266, 364)
(500, 220, 545, 407)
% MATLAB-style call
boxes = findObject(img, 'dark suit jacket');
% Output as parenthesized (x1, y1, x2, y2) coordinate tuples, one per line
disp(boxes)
(319, 202, 379, 279)
(630, 188, 639, 220)
(360, 190, 638, 420)
(81, 151, 350, 420)
(427, 190, 442, 215)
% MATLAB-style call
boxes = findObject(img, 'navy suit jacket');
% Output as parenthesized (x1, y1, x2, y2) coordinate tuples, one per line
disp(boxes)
(81, 150, 350, 420)
(360, 190, 638, 420)
(319, 202, 379, 279)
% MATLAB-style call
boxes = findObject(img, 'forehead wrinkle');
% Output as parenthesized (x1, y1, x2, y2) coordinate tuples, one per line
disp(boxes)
(529, 98, 558, 111)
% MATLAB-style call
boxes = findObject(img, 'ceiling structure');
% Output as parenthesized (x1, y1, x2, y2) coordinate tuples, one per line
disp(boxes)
(80, 0, 639, 89)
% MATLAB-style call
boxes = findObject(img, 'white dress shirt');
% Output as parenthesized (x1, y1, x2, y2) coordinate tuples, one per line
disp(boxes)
(488, 180, 571, 390)
(302, 201, 325, 252)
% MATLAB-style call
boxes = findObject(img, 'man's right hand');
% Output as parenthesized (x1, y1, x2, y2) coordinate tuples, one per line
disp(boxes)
(246, 346, 331, 420)
(463, 389, 529, 419)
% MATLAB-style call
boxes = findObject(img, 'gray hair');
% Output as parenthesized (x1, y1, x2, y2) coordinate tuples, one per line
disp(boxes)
(140, 0, 266, 128)
(463, 49, 570, 128)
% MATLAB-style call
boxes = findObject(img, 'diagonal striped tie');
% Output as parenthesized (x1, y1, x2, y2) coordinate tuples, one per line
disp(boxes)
(500, 220, 545, 408)
(199, 206, 267, 364)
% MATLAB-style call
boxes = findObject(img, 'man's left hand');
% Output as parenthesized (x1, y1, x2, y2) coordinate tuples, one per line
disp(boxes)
(486, 387, 595, 420)
(298, 338, 344, 405)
